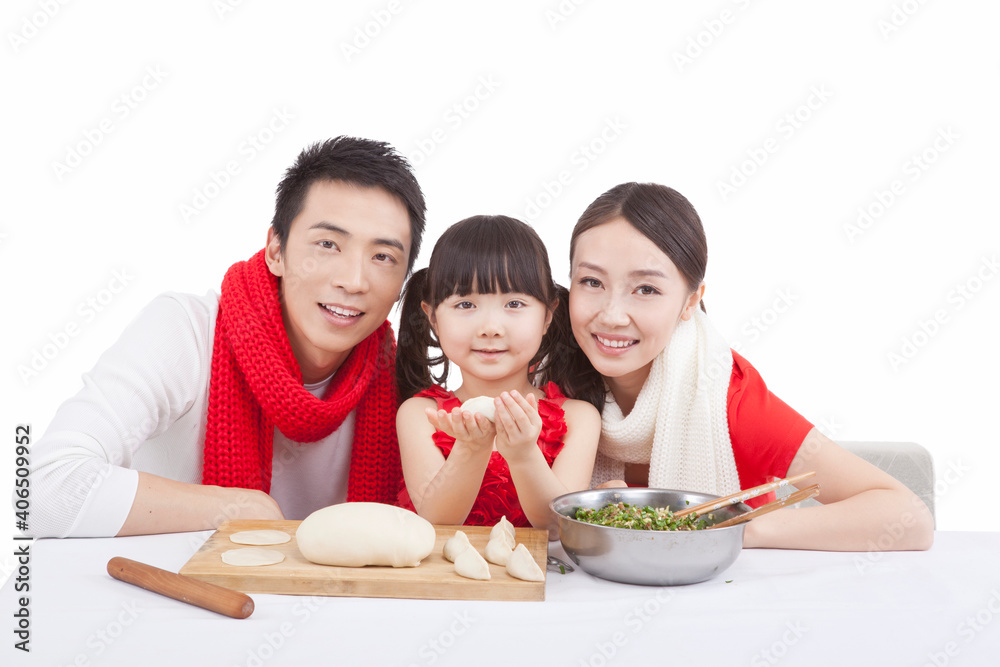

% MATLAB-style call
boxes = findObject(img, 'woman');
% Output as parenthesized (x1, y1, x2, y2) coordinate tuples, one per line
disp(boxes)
(546, 182, 933, 550)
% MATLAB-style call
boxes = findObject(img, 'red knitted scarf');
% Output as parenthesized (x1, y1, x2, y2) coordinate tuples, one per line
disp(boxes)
(202, 249, 401, 503)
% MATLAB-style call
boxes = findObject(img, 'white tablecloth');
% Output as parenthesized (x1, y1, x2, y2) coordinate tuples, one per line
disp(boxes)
(4, 531, 999, 666)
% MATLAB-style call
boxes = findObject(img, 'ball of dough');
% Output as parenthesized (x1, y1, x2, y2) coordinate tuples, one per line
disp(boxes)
(296, 502, 436, 568)
(461, 395, 496, 422)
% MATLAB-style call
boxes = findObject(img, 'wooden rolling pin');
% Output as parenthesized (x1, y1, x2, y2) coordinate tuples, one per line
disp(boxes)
(107, 557, 254, 619)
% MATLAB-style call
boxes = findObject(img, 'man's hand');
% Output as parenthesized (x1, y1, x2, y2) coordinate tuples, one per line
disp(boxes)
(118, 473, 284, 536)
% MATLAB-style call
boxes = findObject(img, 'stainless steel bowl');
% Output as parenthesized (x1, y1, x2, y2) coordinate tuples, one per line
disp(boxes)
(550, 488, 750, 586)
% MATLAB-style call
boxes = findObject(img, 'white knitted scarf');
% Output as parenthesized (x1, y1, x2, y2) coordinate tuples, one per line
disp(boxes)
(590, 309, 740, 496)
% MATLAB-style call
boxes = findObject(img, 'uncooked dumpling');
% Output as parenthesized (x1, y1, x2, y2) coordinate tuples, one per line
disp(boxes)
(222, 548, 285, 567)
(506, 544, 544, 582)
(461, 395, 496, 422)
(490, 515, 515, 543)
(454, 545, 491, 580)
(484, 535, 513, 566)
(230, 530, 291, 546)
(443, 530, 471, 563)
(296, 502, 436, 568)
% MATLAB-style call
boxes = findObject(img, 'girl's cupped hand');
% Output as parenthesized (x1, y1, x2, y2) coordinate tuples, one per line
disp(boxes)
(494, 391, 543, 463)
(425, 406, 496, 453)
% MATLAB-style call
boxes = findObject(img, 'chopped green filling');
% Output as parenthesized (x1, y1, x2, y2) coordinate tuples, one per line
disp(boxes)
(574, 502, 710, 531)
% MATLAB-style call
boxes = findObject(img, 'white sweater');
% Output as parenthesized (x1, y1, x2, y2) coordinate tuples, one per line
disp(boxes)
(29, 292, 355, 538)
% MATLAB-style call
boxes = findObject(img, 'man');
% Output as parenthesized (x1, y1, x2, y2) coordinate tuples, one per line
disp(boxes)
(28, 137, 426, 537)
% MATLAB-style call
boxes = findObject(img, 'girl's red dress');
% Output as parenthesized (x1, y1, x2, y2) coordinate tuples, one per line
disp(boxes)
(398, 382, 568, 527)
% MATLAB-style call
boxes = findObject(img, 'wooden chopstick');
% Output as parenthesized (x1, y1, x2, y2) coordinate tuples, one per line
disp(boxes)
(674, 471, 817, 519)
(708, 484, 821, 529)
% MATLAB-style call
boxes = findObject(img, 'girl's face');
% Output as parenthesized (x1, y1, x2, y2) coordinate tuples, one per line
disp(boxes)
(569, 218, 702, 390)
(423, 289, 552, 389)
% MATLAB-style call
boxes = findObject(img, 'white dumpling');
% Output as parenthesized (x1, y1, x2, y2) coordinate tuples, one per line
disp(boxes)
(506, 543, 544, 582)
(454, 545, 491, 580)
(443, 530, 471, 563)
(484, 536, 513, 566)
(490, 515, 515, 543)
(461, 395, 496, 422)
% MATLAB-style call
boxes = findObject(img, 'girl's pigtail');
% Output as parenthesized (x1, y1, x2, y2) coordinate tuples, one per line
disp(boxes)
(396, 268, 440, 400)
(534, 284, 607, 412)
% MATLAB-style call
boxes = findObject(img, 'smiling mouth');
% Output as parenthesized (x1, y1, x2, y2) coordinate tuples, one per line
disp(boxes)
(594, 334, 638, 350)
(320, 303, 364, 318)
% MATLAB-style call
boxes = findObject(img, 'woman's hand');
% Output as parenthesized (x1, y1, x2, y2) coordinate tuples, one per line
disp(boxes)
(595, 479, 628, 489)
(425, 406, 496, 452)
(494, 391, 543, 463)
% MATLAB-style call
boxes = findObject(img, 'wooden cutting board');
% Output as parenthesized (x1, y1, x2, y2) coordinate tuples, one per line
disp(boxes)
(179, 519, 547, 601)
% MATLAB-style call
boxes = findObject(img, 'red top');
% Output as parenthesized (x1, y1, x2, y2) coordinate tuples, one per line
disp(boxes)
(726, 351, 814, 507)
(399, 382, 569, 527)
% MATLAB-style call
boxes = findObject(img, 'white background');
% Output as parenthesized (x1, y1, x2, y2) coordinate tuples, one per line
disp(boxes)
(2, 0, 998, 587)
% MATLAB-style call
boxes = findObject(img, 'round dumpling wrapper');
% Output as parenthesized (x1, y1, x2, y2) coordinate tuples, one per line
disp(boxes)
(222, 548, 285, 567)
(229, 530, 291, 546)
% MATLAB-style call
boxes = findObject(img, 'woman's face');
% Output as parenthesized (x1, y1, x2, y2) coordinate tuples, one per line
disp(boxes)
(569, 218, 703, 390)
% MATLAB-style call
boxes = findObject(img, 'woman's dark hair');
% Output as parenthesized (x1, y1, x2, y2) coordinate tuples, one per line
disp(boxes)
(271, 136, 426, 273)
(396, 215, 567, 400)
(541, 182, 710, 411)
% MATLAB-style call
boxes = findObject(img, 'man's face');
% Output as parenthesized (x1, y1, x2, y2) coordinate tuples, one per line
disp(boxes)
(266, 179, 411, 382)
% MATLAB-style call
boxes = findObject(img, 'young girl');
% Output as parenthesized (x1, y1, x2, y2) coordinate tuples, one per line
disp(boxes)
(395, 215, 600, 530)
